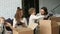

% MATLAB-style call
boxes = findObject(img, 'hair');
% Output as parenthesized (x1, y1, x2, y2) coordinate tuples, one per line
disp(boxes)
(28, 8, 35, 15)
(0, 17, 5, 24)
(0, 17, 5, 21)
(41, 7, 48, 15)
(17, 7, 20, 10)
(15, 7, 24, 22)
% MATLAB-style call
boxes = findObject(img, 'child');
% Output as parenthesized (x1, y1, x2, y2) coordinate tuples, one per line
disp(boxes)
(0, 17, 5, 34)
(28, 8, 44, 34)
(28, 8, 44, 26)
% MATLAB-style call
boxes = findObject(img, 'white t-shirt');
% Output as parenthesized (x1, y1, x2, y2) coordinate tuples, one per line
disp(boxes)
(29, 15, 44, 26)
(36, 13, 45, 20)
(13, 18, 27, 28)
(36, 13, 51, 20)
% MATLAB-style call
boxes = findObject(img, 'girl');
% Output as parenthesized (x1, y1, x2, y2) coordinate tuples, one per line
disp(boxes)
(13, 7, 27, 28)
(28, 8, 44, 34)
(28, 8, 44, 25)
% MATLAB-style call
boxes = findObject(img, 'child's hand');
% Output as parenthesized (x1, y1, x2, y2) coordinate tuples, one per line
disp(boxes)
(7, 23, 11, 26)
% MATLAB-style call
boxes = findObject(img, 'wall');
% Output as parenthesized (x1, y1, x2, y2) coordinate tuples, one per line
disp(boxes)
(39, 0, 60, 14)
(0, 0, 22, 19)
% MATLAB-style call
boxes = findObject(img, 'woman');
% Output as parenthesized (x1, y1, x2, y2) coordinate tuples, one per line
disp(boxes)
(37, 7, 53, 20)
(13, 7, 27, 28)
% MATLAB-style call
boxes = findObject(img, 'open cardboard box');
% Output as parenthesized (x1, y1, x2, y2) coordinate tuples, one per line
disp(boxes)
(13, 23, 38, 34)
(13, 27, 33, 34)
(39, 20, 59, 34)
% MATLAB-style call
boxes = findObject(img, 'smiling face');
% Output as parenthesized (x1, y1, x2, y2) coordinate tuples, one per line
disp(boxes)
(40, 9, 45, 15)
(19, 10, 24, 18)
(15, 9, 24, 22)
(40, 7, 48, 15)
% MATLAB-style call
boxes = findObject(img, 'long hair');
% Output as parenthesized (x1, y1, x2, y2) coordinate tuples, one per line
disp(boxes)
(15, 8, 24, 22)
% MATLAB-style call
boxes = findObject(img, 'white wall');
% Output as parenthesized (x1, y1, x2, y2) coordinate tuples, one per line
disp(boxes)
(0, 0, 22, 19)
(39, 0, 60, 14)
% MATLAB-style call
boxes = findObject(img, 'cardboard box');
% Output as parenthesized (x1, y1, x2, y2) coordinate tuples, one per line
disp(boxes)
(51, 17, 60, 22)
(13, 27, 33, 34)
(39, 20, 51, 34)
(13, 29, 18, 34)
(58, 22, 60, 34)
(13, 22, 38, 34)
(51, 17, 60, 34)
(39, 20, 59, 34)
(51, 21, 59, 34)
(57, 22, 60, 34)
